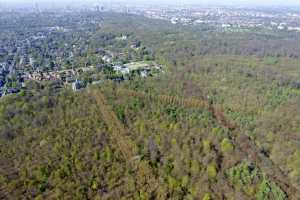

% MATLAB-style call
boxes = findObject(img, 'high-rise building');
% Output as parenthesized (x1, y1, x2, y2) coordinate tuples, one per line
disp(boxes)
(35, 2, 40, 13)
(110, 0, 113, 11)
(51, 1, 56, 11)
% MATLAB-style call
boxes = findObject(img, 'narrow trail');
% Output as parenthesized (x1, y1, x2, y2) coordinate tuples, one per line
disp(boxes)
(89, 89, 165, 199)
(116, 88, 300, 200)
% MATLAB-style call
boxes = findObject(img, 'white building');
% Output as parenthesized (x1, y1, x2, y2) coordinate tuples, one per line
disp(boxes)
(171, 17, 179, 24)
(113, 65, 130, 74)
(102, 55, 113, 63)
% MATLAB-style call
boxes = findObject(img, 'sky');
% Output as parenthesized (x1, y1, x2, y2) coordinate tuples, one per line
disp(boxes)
(1, 0, 300, 7)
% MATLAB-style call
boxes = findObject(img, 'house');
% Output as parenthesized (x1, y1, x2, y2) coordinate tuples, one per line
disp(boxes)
(72, 80, 84, 91)
(288, 27, 300, 32)
(29, 57, 35, 67)
(66, 76, 76, 84)
(110, 76, 124, 83)
(113, 65, 130, 74)
(130, 41, 141, 49)
(0, 79, 5, 87)
(0, 48, 7, 56)
(140, 69, 150, 78)
(222, 24, 231, 28)
(102, 55, 113, 63)
(21, 82, 26, 88)
(5, 88, 20, 95)
(171, 17, 179, 24)
(116, 35, 128, 41)
(30, 72, 43, 81)
(92, 80, 102, 85)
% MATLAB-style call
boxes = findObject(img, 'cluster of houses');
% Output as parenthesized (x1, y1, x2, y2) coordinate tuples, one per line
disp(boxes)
(0, 59, 163, 96)
(24, 67, 95, 91)
(100, 40, 142, 65)
(0, 62, 90, 96)
(0, 33, 163, 95)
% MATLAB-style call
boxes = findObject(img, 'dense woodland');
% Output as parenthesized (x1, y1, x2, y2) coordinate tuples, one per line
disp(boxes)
(1, 12, 300, 199)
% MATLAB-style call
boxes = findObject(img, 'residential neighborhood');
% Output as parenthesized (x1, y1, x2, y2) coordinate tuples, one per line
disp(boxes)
(0, 11, 164, 96)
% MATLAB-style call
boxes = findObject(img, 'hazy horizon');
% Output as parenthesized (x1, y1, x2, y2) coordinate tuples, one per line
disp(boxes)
(2, 0, 300, 7)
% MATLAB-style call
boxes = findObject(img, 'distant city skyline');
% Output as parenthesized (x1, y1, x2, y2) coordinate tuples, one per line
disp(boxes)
(2, 0, 300, 7)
